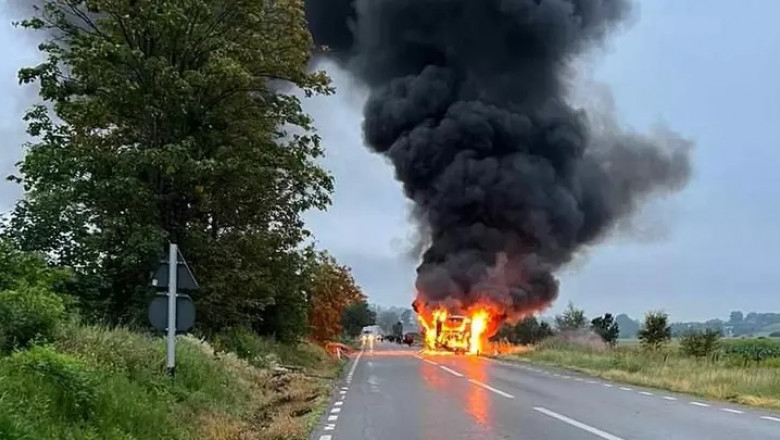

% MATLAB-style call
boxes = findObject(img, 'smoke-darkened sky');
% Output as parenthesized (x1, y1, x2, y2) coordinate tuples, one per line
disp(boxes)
(302, 0, 780, 321)
(1, 1, 779, 321)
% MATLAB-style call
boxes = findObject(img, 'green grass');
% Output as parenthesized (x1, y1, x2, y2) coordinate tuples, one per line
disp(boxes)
(0, 324, 339, 440)
(501, 339, 780, 411)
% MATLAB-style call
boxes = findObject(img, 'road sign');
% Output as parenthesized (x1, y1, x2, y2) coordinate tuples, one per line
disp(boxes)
(150, 248, 199, 291)
(148, 293, 196, 333)
(146, 243, 199, 376)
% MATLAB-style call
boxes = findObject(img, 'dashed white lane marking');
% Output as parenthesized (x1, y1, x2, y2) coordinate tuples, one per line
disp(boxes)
(619, 387, 633, 391)
(319, 435, 332, 440)
(327, 415, 338, 422)
(562, 375, 572, 379)
(324, 423, 335, 431)
(639, 391, 653, 396)
(334, 401, 343, 406)
(331, 408, 341, 413)
(721, 408, 744, 414)
(575, 378, 584, 382)
(439, 366, 464, 377)
(587, 380, 597, 384)
(603, 383, 613, 388)
(533, 407, 626, 440)
(761, 416, 780, 422)
(689, 402, 710, 407)
(662, 396, 677, 401)
(468, 379, 515, 399)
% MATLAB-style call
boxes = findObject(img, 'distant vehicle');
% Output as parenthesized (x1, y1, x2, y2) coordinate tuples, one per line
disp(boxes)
(361, 325, 381, 347)
(403, 333, 414, 346)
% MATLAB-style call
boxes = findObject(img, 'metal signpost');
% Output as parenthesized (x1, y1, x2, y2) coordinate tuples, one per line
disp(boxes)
(149, 243, 198, 377)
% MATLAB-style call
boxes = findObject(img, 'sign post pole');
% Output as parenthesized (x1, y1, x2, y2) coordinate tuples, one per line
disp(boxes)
(166, 243, 178, 376)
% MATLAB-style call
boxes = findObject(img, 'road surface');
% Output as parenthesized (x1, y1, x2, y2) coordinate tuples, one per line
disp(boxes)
(312, 341, 780, 440)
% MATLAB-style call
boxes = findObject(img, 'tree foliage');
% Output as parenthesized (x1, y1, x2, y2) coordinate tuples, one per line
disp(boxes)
(8, 0, 333, 337)
(638, 311, 672, 351)
(554, 302, 587, 332)
(307, 251, 365, 342)
(590, 313, 620, 347)
(341, 301, 375, 338)
(493, 316, 553, 345)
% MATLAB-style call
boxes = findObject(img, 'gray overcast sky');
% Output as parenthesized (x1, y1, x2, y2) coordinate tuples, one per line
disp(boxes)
(2, 1, 779, 322)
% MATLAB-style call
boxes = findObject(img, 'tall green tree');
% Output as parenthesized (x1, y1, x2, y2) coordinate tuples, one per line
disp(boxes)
(8, 0, 333, 335)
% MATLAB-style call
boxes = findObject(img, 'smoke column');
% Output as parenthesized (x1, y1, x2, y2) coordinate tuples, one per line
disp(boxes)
(309, 0, 691, 317)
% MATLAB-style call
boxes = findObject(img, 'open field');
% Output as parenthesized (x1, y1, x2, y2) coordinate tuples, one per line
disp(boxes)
(500, 337, 780, 411)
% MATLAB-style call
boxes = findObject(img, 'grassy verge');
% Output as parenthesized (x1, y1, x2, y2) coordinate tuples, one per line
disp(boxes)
(0, 324, 339, 440)
(499, 345, 780, 411)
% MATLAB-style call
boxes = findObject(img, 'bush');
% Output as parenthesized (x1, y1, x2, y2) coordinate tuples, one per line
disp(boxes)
(679, 329, 721, 358)
(591, 313, 620, 347)
(0, 286, 66, 352)
(493, 316, 553, 345)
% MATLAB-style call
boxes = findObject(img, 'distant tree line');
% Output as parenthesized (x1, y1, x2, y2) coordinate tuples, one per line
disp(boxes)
(611, 310, 780, 339)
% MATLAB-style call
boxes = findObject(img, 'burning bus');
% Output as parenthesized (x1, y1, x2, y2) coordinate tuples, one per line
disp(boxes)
(413, 299, 505, 355)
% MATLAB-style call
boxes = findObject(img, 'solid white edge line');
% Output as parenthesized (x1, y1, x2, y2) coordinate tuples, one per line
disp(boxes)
(689, 401, 710, 407)
(533, 407, 626, 440)
(761, 416, 780, 422)
(424, 359, 438, 366)
(439, 365, 464, 377)
(346, 349, 363, 379)
(467, 379, 515, 399)
(721, 408, 744, 414)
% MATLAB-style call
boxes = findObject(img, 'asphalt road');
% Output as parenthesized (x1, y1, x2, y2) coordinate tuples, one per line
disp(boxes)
(312, 341, 780, 440)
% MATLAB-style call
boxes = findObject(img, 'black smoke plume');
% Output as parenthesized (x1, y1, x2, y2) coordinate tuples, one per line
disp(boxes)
(311, 0, 692, 317)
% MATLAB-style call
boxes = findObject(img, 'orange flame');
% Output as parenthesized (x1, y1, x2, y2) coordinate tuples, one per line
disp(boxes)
(469, 310, 489, 354)
(415, 300, 502, 355)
